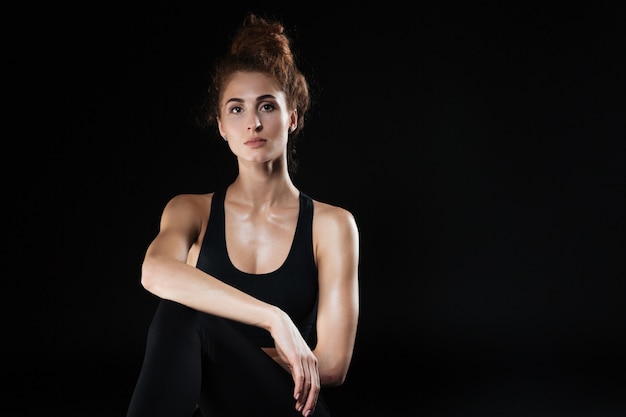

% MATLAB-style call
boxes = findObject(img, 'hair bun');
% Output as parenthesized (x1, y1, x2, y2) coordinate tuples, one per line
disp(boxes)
(230, 14, 295, 67)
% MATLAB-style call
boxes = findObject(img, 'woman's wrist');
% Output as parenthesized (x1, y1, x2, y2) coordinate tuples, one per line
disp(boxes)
(263, 305, 288, 334)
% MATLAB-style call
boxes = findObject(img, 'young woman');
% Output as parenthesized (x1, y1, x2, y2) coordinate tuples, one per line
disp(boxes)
(126, 13, 360, 417)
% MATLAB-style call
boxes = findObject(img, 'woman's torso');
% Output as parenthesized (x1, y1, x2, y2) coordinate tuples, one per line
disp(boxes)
(187, 187, 319, 351)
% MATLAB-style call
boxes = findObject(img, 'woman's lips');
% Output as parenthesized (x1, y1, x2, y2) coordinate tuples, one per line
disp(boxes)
(244, 138, 267, 148)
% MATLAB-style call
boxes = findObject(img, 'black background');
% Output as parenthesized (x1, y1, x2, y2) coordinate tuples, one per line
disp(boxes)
(8, 2, 624, 416)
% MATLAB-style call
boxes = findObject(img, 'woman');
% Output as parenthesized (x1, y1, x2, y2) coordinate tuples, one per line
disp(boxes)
(126, 13, 360, 417)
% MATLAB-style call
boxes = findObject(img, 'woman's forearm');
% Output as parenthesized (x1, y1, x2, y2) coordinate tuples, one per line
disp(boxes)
(141, 254, 277, 331)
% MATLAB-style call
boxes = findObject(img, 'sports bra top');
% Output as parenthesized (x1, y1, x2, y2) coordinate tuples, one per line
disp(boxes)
(195, 187, 319, 348)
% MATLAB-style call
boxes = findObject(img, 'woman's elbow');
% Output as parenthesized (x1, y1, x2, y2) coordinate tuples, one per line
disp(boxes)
(320, 363, 350, 387)
(321, 374, 346, 387)
(140, 257, 161, 293)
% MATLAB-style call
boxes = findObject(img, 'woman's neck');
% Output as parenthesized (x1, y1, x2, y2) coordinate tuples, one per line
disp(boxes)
(227, 175, 299, 208)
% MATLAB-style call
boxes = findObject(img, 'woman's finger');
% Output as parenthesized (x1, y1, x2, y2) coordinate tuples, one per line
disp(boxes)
(299, 357, 319, 416)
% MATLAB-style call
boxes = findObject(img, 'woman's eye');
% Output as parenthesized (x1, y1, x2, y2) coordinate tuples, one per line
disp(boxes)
(260, 103, 275, 112)
(230, 106, 242, 114)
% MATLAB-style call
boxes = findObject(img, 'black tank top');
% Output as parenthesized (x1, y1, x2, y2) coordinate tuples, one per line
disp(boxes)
(195, 188, 319, 348)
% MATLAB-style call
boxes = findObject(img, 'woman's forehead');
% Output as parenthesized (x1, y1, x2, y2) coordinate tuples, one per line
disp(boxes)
(222, 71, 284, 100)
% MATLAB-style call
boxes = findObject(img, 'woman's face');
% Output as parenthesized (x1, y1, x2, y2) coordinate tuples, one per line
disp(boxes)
(218, 71, 297, 167)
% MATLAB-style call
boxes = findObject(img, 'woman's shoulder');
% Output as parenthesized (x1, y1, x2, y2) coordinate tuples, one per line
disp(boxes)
(166, 191, 214, 206)
(310, 197, 358, 232)
(162, 192, 216, 217)
(158, 192, 218, 237)
(310, 197, 359, 257)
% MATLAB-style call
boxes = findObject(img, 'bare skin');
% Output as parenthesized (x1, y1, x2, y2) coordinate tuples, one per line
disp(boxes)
(140, 71, 359, 416)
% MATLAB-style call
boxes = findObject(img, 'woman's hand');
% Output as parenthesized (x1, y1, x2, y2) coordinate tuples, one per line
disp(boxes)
(268, 308, 320, 417)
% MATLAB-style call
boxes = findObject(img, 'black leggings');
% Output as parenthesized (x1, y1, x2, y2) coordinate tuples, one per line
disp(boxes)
(126, 299, 331, 417)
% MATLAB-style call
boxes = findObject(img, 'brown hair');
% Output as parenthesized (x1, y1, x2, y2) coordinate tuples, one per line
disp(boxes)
(201, 13, 311, 174)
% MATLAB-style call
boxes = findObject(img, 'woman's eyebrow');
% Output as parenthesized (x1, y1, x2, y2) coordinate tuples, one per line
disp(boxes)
(224, 97, 244, 104)
(225, 94, 276, 105)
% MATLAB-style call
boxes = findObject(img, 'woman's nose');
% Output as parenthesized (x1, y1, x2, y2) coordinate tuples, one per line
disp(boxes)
(247, 115, 262, 131)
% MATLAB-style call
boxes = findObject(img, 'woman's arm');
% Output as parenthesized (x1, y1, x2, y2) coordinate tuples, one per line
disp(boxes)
(141, 194, 278, 329)
(140, 193, 320, 415)
(312, 203, 360, 386)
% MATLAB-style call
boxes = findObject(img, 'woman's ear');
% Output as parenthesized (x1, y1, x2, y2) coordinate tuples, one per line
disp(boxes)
(289, 110, 298, 132)
(217, 118, 226, 140)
